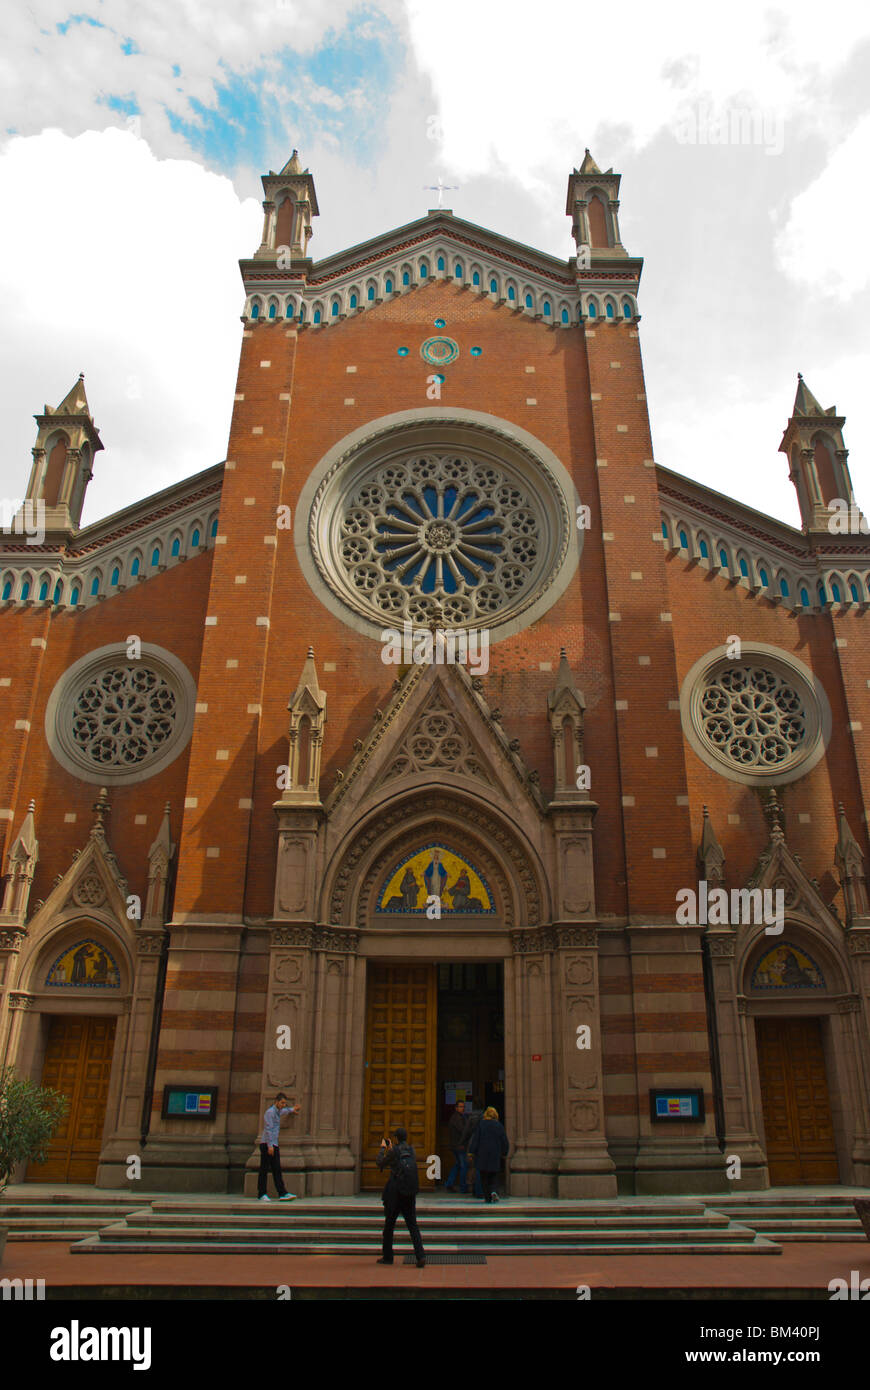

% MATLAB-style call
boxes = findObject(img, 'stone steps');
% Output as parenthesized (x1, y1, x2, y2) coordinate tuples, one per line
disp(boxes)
(705, 1197, 865, 1242)
(0, 1198, 148, 1240)
(66, 1195, 778, 1256)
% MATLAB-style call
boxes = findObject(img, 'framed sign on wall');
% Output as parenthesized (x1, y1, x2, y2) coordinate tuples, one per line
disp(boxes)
(162, 1085, 218, 1120)
(649, 1088, 705, 1122)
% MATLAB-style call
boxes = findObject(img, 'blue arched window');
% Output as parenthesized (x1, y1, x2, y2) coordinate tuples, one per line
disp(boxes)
(20, 580, 30, 600)
(739, 558, 749, 579)
(759, 568, 769, 587)
(543, 300, 552, 317)
(331, 301, 339, 317)
(251, 303, 259, 319)
(110, 567, 120, 587)
(661, 521, 668, 539)
(454, 263, 462, 279)
(191, 528, 200, 548)
(719, 548, 728, 568)
(779, 578, 789, 598)
(832, 582, 841, 603)
(53, 581, 62, 605)
(298, 303, 306, 321)
(268, 302, 276, 319)
(1, 580, 11, 600)
(678, 529, 688, 549)
(211, 519, 218, 537)
(420, 263, 428, 278)
(524, 293, 533, 309)
(131, 556, 140, 577)
(699, 539, 709, 559)
(818, 584, 827, 604)
(403, 270, 410, 286)
(472, 271, 480, 287)
(507, 285, 516, 301)
(151, 547, 160, 567)
(606, 302, 615, 319)
(623, 301, 632, 318)
(588, 302, 597, 318)
(367, 285, 375, 301)
(437, 256, 445, 272)
(38, 580, 48, 600)
(171, 537, 180, 557)
(349, 292, 358, 309)
(90, 576, 100, 596)
(70, 585, 79, 606)
(313, 308, 321, 324)
(489, 278, 497, 294)
(385, 277, 393, 294)
(800, 586, 810, 606)
(850, 582, 859, 602)
(561, 308, 569, 324)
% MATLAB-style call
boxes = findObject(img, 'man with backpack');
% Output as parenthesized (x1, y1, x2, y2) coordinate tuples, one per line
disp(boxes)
(376, 1126, 426, 1267)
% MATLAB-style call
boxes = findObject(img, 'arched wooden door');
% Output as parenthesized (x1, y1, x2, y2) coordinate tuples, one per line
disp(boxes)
(27, 1015, 116, 1183)
(361, 965, 437, 1190)
(756, 1017, 839, 1184)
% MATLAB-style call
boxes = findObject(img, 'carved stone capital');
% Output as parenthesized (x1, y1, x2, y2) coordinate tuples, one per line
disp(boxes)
(136, 932, 165, 956)
(8, 991, 34, 1010)
(706, 933, 737, 958)
(0, 930, 26, 952)
(271, 923, 359, 954)
(556, 924, 598, 949)
(847, 932, 870, 955)
(836, 995, 862, 1014)
(511, 925, 557, 954)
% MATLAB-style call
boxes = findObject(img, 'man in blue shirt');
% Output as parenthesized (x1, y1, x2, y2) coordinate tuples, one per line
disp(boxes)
(257, 1092, 300, 1201)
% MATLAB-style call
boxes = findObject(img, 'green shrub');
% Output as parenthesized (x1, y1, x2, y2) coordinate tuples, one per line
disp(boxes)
(0, 1066, 68, 1193)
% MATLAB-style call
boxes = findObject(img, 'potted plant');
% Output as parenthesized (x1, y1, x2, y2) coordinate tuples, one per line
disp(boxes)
(0, 1066, 68, 1262)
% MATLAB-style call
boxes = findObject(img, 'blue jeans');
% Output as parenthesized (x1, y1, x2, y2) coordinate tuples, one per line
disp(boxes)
(446, 1149, 468, 1191)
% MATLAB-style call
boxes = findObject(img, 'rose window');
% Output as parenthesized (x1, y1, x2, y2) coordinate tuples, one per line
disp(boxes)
(71, 666, 178, 768)
(682, 648, 830, 787)
(45, 643, 196, 785)
(328, 452, 553, 627)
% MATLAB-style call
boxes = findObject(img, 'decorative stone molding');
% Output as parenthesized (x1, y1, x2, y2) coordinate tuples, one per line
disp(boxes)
(271, 924, 359, 954)
(8, 991, 34, 1010)
(72, 872, 107, 907)
(836, 995, 862, 1014)
(0, 930, 25, 951)
(555, 925, 598, 948)
(136, 933, 165, 955)
(705, 933, 737, 958)
(847, 932, 870, 955)
(511, 925, 557, 954)
(331, 793, 543, 928)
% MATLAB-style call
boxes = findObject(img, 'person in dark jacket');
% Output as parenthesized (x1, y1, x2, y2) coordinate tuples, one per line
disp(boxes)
(468, 1106, 508, 1203)
(376, 1126, 426, 1267)
(461, 1098, 484, 1198)
(445, 1100, 468, 1193)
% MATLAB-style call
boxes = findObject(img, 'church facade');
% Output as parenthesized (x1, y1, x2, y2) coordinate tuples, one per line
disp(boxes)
(2, 151, 870, 1198)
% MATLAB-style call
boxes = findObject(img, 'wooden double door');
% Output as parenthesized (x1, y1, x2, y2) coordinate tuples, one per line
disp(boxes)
(27, 1015, 117, 1184)
(756, 1017, 839, 1185)
(361, 965, 437, 1189)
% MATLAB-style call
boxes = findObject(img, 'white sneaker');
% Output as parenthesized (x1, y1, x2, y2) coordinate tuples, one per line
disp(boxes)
(278, 1193, 296, 1201)
(259, 1194, 271, 1201)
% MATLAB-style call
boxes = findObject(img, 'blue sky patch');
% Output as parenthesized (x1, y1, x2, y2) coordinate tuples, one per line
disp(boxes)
(165, 10, 401, 174)
(99, 94, 140, 116)
(56, 13, 105, 34)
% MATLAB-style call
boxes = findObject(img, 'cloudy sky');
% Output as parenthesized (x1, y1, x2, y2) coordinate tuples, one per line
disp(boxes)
(1, 0, 868, 530)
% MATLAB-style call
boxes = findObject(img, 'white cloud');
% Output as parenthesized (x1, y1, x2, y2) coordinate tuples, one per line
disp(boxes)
(0, 128, 261, 525)
(775, 113, 870, 301)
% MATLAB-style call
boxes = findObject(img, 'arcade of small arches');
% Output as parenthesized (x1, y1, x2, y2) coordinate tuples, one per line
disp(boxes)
(659, 509, 870, 613)
(243, 252, 639, 328)
(0, 508, 220, 611)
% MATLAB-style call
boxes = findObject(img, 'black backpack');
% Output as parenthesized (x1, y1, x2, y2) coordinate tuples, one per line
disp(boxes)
(394, 1144, 419, 1196)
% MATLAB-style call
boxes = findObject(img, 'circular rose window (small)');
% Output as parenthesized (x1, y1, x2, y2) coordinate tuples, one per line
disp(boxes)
(45, 643, 196, 786)
(420, 336, 459, 366)
(680, 644, 831, 787)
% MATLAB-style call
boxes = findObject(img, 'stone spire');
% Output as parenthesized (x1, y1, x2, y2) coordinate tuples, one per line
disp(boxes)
(697, 806, 725, 888)
(779, 373, 861, 536)
(835, 803, 870, 926)
(281, 646, 327, 802)
(548, 648, 587, 800)
(0, 799, 39, 923)
(253, 148, 319, 264)
(143, 802, 176, 929)
(565, 151, 626, 258)
(16, 373, 104, 539)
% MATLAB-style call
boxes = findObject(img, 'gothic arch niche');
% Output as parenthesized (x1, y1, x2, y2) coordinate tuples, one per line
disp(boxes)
(324, 790, 547, 931)
(738, 922, 869, 1186)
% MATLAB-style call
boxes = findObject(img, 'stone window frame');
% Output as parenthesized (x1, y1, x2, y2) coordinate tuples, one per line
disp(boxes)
(294, 407, 581, 644)
(44, 642, 197, 786)
(679, 642, 832, 788)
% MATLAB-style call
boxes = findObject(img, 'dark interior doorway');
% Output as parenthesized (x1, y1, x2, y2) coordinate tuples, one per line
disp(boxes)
(436, 962, 504, 1179)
